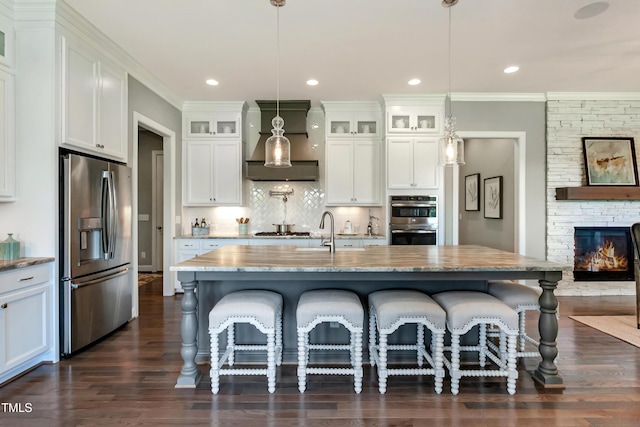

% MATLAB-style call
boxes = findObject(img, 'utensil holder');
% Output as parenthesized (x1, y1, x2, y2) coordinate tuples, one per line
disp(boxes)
(238, 224, 249, 235)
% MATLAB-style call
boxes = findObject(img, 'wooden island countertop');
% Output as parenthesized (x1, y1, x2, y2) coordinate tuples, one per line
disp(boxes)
(170, 244, 571, 390)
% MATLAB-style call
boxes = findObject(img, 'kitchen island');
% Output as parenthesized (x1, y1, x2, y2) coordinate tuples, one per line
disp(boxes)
(171, 244, 570, 389)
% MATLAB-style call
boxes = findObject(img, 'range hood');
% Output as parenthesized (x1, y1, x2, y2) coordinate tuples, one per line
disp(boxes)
(246, 100, 319, 181)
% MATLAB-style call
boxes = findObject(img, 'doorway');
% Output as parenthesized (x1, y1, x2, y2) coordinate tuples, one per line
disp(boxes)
(137, 130, 163, 273)
(132, 112, 177, 319)
(451, 131, 526, 254)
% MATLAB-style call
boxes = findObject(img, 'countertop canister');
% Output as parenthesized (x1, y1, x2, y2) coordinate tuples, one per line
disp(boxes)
(1, 233, 20, 260)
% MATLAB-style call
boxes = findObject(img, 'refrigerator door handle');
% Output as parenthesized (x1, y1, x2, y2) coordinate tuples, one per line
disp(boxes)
(109, 171, 118, 259)
(101, 171, 111, 259)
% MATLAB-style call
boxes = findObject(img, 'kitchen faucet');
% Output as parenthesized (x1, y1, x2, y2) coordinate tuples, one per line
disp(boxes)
(319, 211, 335, 253)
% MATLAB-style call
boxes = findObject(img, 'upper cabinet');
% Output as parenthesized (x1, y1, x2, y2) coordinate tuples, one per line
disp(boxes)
(184, 112, 241, 138)
(387, 137, 439, 190)
(183, 139, 242, 206)
(182, 102, 246, 206)
(325, 139, 381, 206)
(386, 107, 442, 134)
(322, 101, 382, 138)
(61, 36, 127, 162)
(0, 69, 15, 202)
(382, 95, 445, 135)
(182, 101, 245, 139)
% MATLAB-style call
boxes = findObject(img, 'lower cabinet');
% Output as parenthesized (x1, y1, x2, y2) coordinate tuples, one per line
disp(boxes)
(0, 263, 52, 384)
(174, 239, 250, 291)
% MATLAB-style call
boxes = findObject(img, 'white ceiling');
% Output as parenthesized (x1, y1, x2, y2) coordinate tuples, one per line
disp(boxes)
(63, 0, 640, 107)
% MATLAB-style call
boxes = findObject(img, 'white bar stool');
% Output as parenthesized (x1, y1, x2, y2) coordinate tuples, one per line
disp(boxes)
(487, 281, 541, 358)
(296, 289, 364, 393)
(208, 290, 283, 394)
(368, 290, 447, 394)
(432, 291, 519, 395)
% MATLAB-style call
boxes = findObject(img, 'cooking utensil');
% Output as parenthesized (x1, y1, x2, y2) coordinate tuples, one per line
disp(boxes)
(273, 223, 294, 234)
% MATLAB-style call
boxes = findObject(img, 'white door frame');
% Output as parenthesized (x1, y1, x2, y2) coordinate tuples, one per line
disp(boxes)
(151, 150, 163, 272)
(452, 131, 527, 255)
(132, 112, 177, 318)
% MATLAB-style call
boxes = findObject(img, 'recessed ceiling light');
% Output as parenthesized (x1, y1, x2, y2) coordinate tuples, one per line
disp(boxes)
(306, 79, 319, 86)
(408, 78, 421, 86)
(504, 66, 520, 74)
(574, 2, 609, 20)
(205, 79, 219, 86)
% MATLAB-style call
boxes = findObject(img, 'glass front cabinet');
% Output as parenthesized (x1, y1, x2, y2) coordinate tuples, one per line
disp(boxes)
(386, 107, 442, 134)
(322, 102, 382, 139)
(184, 112, 241, 138)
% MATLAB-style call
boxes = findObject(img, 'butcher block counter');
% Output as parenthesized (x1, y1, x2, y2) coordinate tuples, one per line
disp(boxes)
(171, 244, 570, 389)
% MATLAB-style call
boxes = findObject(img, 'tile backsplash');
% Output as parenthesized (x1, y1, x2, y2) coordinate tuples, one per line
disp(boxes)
(182, 181, 384, 236)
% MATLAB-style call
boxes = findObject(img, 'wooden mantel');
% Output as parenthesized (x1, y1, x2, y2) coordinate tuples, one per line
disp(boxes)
(556, 186, 640, 200)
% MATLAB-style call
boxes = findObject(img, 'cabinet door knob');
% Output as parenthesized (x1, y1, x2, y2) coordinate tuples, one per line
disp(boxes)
(1, 303, 7, 309)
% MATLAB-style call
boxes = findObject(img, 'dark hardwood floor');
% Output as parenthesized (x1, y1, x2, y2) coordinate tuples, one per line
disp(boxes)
(1, 278, 639, 426)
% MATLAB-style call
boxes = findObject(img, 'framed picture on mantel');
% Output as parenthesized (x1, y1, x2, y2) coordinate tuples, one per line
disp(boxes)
(582, 137, 639, 186)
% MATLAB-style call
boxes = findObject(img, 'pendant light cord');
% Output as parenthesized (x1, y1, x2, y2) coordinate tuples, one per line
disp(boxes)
(276, 5, 281, 119)
(447, 5, 452, 119)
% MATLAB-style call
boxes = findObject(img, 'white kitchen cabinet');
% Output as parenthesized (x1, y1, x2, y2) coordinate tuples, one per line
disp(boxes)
(184, 112, 241, 139)
(325, 111, 380, 138)
(386, 106, 442, 134)
(183, 139, 242, 206)
(61, 36, 127, 162)
(322, 101, 382, 138)
(250, 239, 310, 248)
(174, 239, 250, 291)
(0, 263, 52, 384)
(387, 137, 439, 189)
(0, 69, 15, 201)
(326, 139, 381, 206)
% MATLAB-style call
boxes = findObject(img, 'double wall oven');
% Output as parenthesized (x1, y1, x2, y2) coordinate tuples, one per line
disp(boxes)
(389, 195, 438, 245)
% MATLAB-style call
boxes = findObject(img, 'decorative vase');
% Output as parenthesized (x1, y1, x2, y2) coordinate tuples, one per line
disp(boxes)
(1, 233, 20, 260)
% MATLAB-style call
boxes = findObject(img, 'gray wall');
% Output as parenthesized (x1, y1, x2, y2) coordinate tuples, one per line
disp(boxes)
(458, 139, 515, 252)
(137, 130, 163, 266)
(127, 76, 182, 236)
(450, 101, 546, 259)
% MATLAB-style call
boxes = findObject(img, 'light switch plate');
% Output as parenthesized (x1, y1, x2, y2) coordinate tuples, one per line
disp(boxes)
(175, 215, 181, 224)
(138, 214, 149, 221)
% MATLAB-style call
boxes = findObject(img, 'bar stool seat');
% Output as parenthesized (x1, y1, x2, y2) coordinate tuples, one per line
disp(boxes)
(368, 290, 446, 394)
(432, 291, 519, 395)
(208, 290, 283, 394)
(296, 290, 364, 393)
(487, 281, 541, 358)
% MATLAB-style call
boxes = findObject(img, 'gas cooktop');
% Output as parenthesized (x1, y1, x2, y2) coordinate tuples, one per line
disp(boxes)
(254, 231, 311, 237)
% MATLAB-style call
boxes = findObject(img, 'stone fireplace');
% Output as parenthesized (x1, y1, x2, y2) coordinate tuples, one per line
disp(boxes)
(574, 227, 634, 281)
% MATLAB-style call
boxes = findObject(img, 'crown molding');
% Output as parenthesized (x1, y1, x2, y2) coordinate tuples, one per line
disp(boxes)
(452, 93, 546, 102)
(54, 0, 183, 109)
(320, 100, 381, 112)
(182, 101, 247, 112)
(546, 92, 640, 101)
(382, 93, 446, 107)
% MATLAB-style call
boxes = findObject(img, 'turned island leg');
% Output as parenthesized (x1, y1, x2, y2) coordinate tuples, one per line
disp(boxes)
(533, 279, 564, 387)
(175, 280, 202, 388)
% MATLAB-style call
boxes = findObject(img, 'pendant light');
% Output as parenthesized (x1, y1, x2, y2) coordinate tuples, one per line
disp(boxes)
(438, 0, 465, 166)
(265, 0, 292, 168)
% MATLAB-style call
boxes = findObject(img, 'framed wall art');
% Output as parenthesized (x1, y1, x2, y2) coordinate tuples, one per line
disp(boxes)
(464, 173, 480, 211)
(582, 137, 638, 186)
(484, 176, 503, 219)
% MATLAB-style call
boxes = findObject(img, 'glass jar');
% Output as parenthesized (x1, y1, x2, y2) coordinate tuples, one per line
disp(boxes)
(1, 233, 20, 260)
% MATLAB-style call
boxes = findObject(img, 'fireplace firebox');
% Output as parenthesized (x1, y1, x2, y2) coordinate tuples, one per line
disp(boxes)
(574, 227, 634, 281)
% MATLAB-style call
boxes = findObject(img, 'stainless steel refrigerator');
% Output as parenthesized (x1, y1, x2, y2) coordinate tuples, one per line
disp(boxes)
(60, 152, 133, 356)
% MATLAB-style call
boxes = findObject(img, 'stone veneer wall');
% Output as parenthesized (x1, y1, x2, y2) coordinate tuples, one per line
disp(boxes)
(547, 99, 640, 296)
